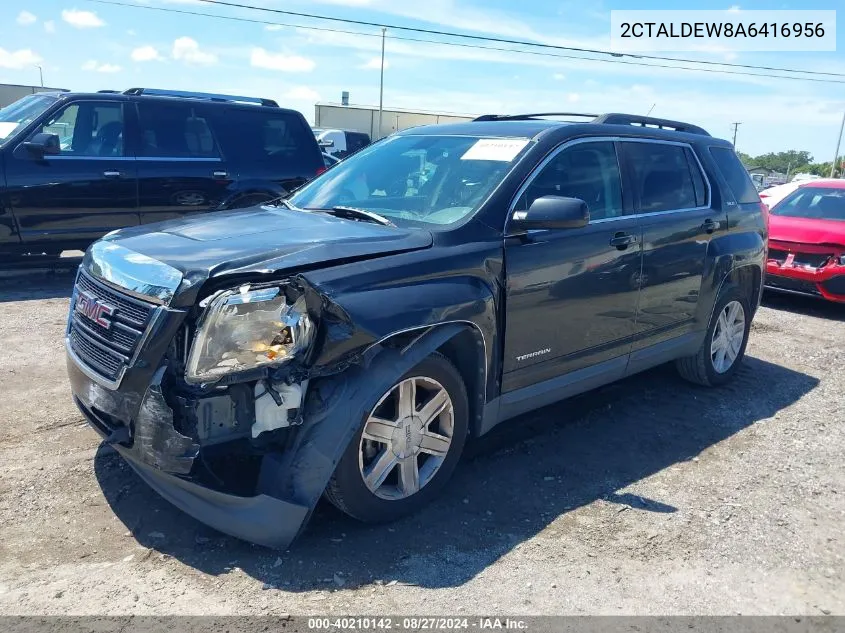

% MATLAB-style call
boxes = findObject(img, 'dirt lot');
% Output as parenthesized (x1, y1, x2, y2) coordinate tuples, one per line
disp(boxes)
(0, 267, 843, 616)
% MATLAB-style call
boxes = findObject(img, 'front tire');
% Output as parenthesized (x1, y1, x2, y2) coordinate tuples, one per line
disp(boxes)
(324, 353, 469, 523)
(676, 287, 751, 386)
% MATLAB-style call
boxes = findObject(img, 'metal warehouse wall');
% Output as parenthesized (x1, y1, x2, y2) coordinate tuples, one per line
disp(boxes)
(314, 103, 475, 139)
(0, 84, 68, 108)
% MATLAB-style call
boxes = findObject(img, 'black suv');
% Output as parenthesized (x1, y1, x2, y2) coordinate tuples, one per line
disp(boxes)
(65, 112, 766, 548)
(0, 87, 324, 257)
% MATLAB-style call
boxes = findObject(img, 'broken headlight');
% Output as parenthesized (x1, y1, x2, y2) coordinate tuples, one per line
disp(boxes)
(186, 286, 313, 384)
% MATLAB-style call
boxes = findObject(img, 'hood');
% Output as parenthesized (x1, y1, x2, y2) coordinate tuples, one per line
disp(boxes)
(95, 205, 432, 303)
(769, 214, 845, 247)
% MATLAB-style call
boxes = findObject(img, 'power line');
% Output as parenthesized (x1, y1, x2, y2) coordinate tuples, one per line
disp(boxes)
(192, 0, 845, 79)
(85, 0, 845, 85)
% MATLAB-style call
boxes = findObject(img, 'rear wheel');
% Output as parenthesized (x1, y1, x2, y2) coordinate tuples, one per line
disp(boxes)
(676, 287, 751, 386)
(324, 353, 468, 523)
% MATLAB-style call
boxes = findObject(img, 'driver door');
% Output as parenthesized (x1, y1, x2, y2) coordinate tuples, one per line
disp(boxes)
(502, 140, 643, 392)
(5, 99, 138, 246)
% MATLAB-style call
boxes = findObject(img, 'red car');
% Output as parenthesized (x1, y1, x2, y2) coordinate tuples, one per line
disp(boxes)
(766, 179, 845, 302)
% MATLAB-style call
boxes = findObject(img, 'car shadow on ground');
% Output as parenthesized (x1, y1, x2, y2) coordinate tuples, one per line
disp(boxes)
(94, 355, 818, 590)
(762, 290, 845, 321)
(0, 262, 79, 303)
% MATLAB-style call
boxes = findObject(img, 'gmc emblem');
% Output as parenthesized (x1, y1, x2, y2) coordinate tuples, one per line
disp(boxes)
(75, 291, 116, 329)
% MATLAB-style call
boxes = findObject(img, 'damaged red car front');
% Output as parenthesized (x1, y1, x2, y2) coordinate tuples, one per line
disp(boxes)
(765, 180, 845, 303)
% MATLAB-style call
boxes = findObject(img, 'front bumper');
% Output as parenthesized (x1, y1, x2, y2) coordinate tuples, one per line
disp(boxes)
(765, 260, 845, 303)
(68, 351, 311, 549)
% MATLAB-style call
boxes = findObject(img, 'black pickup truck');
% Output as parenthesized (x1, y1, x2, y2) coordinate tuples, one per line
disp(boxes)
(65, 112, 767, 549)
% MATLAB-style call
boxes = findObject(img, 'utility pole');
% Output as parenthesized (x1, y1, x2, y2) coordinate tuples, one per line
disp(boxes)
(35, 65, 43, 87)
(731, 122, 741, 148)
(830, 110, 845, 178)
(378, 27, 386, 140)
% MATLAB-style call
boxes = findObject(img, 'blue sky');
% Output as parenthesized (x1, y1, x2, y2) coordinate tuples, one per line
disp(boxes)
(1, 0, 843, 160)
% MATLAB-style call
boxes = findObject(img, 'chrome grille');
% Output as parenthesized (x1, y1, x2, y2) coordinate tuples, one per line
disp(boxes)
(68, 270, 157, 382)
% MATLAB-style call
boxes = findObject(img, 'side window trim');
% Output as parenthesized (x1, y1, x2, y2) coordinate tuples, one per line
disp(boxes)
(619, 138, 713, 217)
(506, 136, 628, 230)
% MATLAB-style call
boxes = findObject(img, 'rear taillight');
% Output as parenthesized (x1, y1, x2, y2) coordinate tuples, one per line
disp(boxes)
(316, 166, 326, 176)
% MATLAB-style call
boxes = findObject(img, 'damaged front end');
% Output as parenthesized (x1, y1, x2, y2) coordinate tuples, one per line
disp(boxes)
(67, 241, 462, 549)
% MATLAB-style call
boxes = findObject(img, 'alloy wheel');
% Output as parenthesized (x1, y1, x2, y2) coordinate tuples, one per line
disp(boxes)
(710, 300, 746, 374)
(358, 376, 455, 500)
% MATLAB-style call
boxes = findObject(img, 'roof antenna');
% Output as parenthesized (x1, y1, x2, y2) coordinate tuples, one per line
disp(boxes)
(646, 103, 656, 116)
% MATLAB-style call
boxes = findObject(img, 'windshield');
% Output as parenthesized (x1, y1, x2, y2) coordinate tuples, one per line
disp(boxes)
(0, 94, 58, 144)
(288, 134, 532, 228)
(771, 186, 845, 222)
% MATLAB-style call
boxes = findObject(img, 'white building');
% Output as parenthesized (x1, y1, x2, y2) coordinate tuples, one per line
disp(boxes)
(314, 102, 476, 140)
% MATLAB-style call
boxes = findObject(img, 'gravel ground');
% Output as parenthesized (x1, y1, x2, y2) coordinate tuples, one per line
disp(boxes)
(0, 268, 842, 616)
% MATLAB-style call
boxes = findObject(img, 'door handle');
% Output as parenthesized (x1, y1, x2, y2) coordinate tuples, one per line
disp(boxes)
(103, 170, 122, 178)
(213, 170, 229, 179)
(609, 232, 638, 250)
(702, 219, 720, 233)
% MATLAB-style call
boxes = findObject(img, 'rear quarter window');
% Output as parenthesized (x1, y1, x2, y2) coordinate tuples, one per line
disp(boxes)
(709, 146, 760, 204)
(214, 108, 322, 175)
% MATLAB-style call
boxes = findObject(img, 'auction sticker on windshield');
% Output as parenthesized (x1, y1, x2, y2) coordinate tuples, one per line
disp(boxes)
(461, 138, 529, 162)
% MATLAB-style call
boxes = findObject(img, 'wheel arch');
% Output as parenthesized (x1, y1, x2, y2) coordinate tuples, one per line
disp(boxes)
(257, 322, 481, 525)
(370, 322, 487, 439)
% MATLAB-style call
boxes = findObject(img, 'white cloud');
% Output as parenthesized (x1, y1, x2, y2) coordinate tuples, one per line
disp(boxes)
(0, 48, 42, 69)
(727, 5, 741, 12)
(567, 93, 581, 102)
(82, 60, 122, 73)
(553, 73, 565, 80)
(250, 48, 315, 72)
(172, 37, 217, 65)
(43, 20, 55, 33)
(17, 11, 37, 26)
(359, 56, 388, 70)
(131, 45, 163, 62)
(61, 9, 105, 28)
(127, 29, 136, 36)
(284, 86, 320, 101)
(264, 24, 284, 32)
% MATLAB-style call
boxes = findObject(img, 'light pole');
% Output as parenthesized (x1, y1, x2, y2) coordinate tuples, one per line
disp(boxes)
(378, 27, 386, 140)
(830, 110, 845, 178)
(731, 122, 741, 148)
(35, 65, 43, 87)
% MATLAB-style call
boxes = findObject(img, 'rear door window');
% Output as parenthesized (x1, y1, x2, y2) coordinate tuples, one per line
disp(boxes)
(623, 142, 699, 212)
(709, 146, 760, 204)
(136, 101, 220, 158)
(217, 108, 322, 174)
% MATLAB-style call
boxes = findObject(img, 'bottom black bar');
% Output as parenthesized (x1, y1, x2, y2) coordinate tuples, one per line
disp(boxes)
(0, 616, 841, 633)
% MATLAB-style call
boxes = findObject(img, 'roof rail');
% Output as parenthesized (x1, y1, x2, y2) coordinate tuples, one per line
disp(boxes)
(474, 112, 599, 122)
(97, 89, 120, 93)
(122, 88, 279, 107)
(594, 113, 710, 136)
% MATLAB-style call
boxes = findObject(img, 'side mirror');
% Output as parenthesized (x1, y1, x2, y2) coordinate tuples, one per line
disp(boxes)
(318, 139, 334, 148)
(21, 133, 61, 158)
(511, 195, 590, 231)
